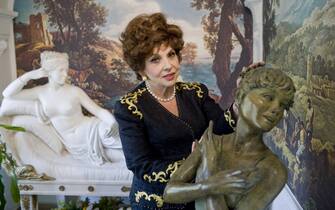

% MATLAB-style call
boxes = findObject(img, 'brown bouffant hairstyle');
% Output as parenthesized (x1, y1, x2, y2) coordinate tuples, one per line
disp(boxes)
(236, 67, 296, 110)
(120, 13, 184, 80)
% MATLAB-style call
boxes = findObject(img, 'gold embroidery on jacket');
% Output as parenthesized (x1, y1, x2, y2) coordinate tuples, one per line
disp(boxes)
(224, 110, 236, 130)
(143, 160, 183, 183)
(135, 191, 164, 207)
(120, 87, 147, 119)
(143, 171, 168, 183)
(166, 160, 183, 177)
(177, 82, 204, 98)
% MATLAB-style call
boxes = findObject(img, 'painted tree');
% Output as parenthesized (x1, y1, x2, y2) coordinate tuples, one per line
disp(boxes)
(264, 0, 280, 57)
(32, 0, 125, 105)
(191, 0, 253, 108)
(181, 42, 198, 66)
(33, 0, 107, 70)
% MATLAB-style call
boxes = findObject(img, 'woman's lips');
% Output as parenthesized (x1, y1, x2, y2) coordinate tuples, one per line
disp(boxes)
(163, 73, 175, 81)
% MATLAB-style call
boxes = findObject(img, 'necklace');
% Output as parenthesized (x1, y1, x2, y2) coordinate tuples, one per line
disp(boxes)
(145, 81, 176, 102)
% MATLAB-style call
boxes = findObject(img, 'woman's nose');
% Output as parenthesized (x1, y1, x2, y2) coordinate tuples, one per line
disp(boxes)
(162, 59, 172, 71)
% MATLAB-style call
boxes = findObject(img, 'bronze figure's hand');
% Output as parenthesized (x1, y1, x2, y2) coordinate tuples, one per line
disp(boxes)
(203, 168, 256, 195)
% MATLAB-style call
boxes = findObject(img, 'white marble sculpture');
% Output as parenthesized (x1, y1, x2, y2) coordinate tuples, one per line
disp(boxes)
(0, 51, 123, 166)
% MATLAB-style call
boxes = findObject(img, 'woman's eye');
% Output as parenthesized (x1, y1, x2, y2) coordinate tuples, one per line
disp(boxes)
(150, 57, 160, 63)
(168, 51, 176, 57)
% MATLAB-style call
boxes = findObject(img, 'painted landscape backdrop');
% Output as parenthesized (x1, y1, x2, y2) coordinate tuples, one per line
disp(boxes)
(263, 0, 335, 209)
(13, 0, 253, 110)
(14, 0, 335, 209)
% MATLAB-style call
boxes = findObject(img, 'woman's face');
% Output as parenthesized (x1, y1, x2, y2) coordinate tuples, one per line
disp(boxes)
(239, 88, 291, 132)
(141, 43, 180, 89)
(49, 66, 68, 85)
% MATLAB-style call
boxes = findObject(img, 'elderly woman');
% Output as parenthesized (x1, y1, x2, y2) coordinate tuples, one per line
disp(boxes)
(114, 13, 243, 210)
(163, 67, 296, 210)
(2, 51, 122, 165)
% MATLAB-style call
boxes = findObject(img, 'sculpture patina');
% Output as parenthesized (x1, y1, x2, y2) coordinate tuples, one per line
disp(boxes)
(1, 51, 123, 166)
(163, 67, 296, 210)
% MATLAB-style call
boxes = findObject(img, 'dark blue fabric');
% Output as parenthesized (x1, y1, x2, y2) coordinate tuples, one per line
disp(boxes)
(114, 81, 236, 210)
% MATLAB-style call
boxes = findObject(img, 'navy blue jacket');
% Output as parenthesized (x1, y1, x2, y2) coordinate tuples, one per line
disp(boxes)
(114, 81, 236, 210)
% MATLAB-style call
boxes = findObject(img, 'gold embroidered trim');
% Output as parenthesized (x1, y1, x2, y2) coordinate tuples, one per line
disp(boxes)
(143, 160, 183, 183)
(135, 191, 164, 208)
(166, 160, 183, 177)
(120, 87, 147, 119)
(176, 82, 204, 98)
(224, 110, 236, 130)
(143, 171, 168, 183)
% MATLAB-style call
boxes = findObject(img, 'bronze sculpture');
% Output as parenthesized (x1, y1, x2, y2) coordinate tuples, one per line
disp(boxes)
(163, 67, 296, 210)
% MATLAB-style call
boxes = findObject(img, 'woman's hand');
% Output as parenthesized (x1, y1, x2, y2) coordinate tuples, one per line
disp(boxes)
(2, 68, 48, 99)
(202, 168, 258, 196)
(22, 68, 48, 81)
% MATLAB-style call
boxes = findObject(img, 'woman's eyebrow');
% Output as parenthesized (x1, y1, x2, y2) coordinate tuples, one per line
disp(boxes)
(148, 54, 160, 59)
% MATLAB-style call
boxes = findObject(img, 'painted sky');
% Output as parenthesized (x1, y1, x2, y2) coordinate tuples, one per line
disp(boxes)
(14, 0, 40, 24)
(275, 0, 327, 25)
(14, 0, 212, 62)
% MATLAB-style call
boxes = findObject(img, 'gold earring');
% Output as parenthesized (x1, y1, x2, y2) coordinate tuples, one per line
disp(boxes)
(142, 75, 148, 81)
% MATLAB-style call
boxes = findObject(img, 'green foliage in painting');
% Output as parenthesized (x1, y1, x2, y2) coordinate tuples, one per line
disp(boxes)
(268, 2, 335, 80)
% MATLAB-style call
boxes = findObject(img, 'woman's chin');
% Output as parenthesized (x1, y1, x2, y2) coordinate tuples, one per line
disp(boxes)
(160, 80, 177, 87)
